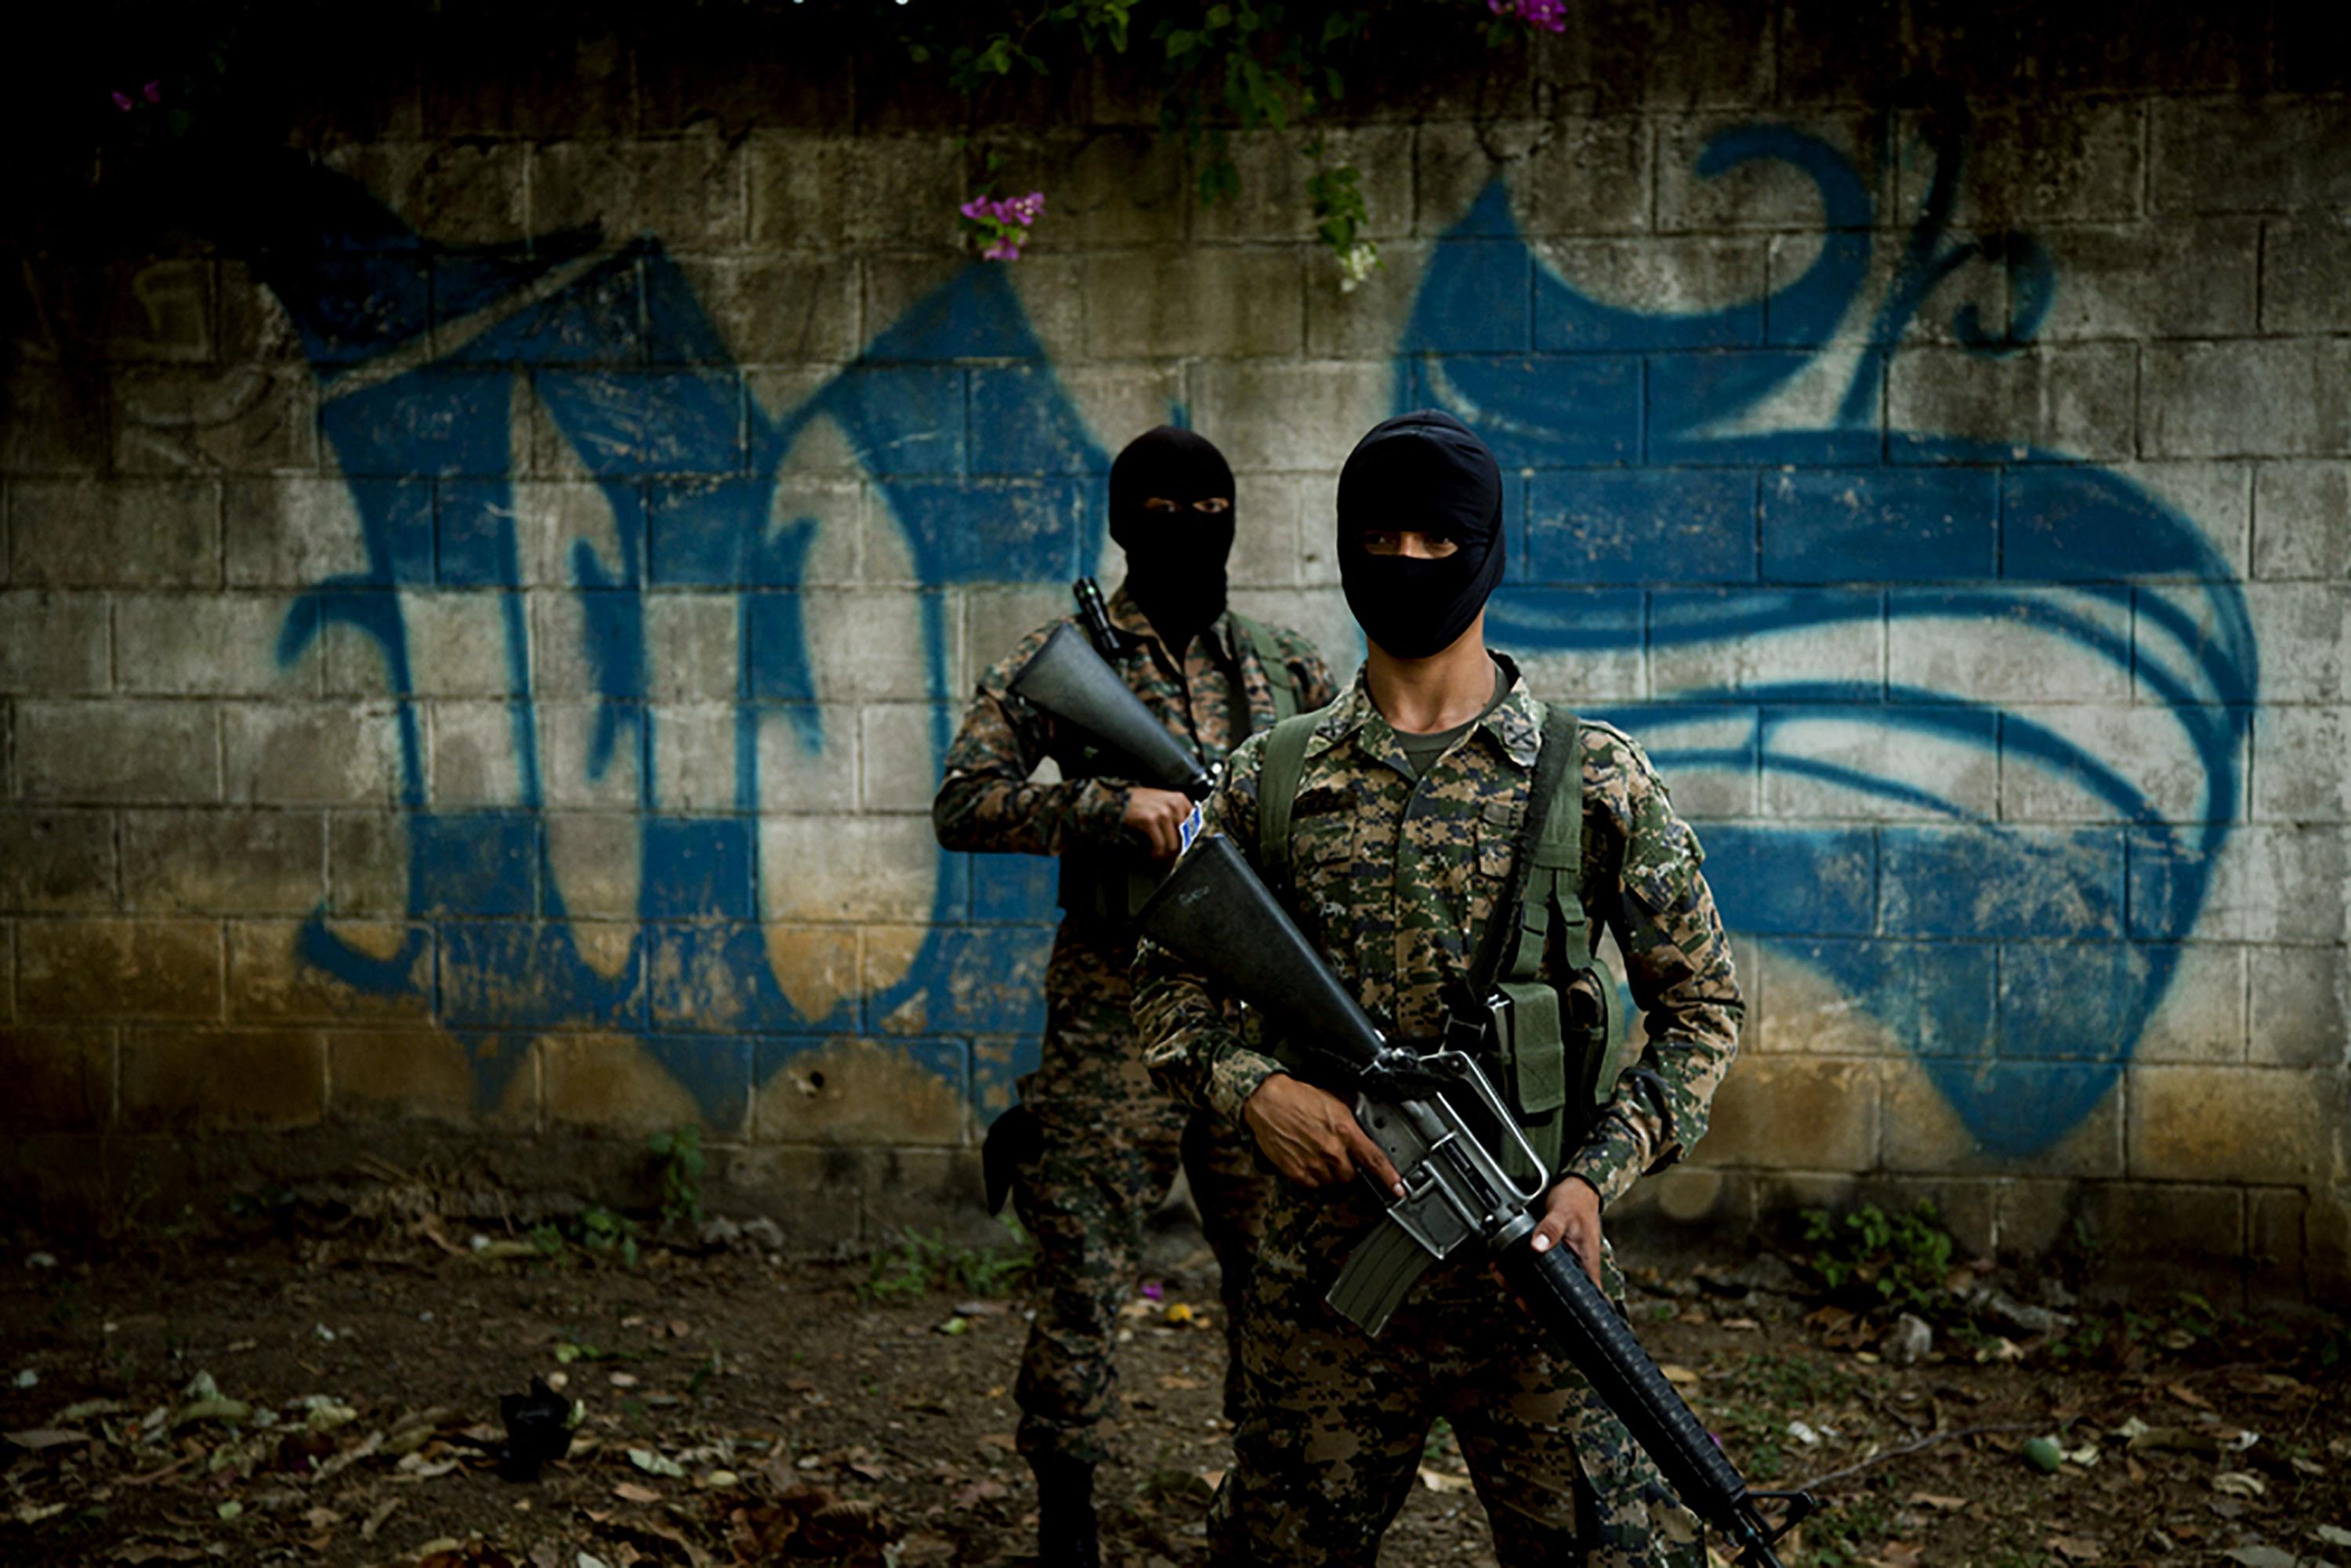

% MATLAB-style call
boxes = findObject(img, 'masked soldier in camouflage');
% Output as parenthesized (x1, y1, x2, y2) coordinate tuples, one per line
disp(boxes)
(1134, 411, 1739, 1566)
(934, 425, 1337, 1568)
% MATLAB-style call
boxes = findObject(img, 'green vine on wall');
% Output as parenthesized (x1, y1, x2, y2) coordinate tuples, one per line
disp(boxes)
(908, 1, 1557, 279)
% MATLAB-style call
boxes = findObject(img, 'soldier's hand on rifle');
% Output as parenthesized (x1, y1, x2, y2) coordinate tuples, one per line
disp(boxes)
(1121, 787, 1196, 860)
(1529, 1174, 1605, 1287)
(1242, 1075, 1405, 1195)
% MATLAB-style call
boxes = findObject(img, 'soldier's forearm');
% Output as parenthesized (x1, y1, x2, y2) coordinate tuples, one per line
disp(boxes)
(932, 775, 1128, 856)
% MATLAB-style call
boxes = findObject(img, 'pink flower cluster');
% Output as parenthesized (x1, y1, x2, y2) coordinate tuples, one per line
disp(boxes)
(110, 80, 163, 112)
(959, 190, 1047, 261)
(1487, 0, 1567, 32)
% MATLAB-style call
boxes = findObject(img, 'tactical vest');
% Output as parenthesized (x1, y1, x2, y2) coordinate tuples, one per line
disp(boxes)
(1056, 614, 1305, 929)
(1252, 701, 1622, 1182)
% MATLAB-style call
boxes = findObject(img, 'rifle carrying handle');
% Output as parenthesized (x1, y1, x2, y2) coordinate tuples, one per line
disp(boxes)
(1499, 1240, 1808, 1568)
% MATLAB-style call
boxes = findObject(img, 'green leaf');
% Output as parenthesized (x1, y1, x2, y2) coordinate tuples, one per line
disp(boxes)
(1165, 28, 1196, 57)
(1206, 5, 1232, 27)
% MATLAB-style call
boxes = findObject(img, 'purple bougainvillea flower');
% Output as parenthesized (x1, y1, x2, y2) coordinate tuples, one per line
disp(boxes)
(141, 79, 162, 103)
(111, 90, 135, 111)
(1139, 1280, 1164, 1302)
(982, 237, 1025, 262)
(959, 196, 991, 221)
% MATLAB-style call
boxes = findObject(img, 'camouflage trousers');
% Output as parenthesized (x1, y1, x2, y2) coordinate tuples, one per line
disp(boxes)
(1208, 1186, 1704, 1568)
(1010, 931, 1268, 1468)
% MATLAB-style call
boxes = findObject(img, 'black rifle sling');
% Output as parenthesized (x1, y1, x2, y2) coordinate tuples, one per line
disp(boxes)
(1458, 703, 1578, 1009)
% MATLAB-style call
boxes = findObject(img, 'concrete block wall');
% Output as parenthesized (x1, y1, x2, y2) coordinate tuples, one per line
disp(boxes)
(2, 2, 2344, 1296)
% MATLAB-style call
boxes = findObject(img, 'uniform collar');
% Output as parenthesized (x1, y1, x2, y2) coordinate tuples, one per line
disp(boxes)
(1107, 579, 1238, 662)
(1313, 652, 1541, 770)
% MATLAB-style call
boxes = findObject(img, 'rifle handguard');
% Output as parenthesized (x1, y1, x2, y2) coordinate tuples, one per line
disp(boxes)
(1499, 1240, 1816, 1567)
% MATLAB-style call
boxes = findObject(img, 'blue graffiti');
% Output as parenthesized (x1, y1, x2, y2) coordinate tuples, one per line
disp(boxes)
(1410, 118, 2254, 1157)
(260, 110, 2254, 1159)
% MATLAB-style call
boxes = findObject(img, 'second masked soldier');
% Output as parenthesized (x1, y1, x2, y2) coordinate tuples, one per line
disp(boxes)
(933, 425, 1338, 1568)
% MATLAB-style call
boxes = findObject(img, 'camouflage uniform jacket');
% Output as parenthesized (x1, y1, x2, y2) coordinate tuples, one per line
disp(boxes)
(1136, 656, 1741, 1208)
(934, 584, 1337, 940)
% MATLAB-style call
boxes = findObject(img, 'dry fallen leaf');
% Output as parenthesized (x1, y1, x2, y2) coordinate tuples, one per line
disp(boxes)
(614, 1482, 661, 1505)
(1417, 1467, 1475, 1494)
(1660, 1364, 1703, 1388)
(2211, 1470, 2267, 1498)
(1907, 1494, 1968, 1512)
(2047, 1534, 2103, 1562)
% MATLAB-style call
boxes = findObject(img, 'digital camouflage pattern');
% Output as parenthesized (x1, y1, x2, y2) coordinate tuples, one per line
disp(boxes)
(1135, 654, 1739, 1565)
(936, 582, 1336, 1467)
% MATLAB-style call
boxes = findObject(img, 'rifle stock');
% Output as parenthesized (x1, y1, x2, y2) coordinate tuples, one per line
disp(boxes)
(1137, 835, 1817, 1568)
(1009, 621, 1215, 801)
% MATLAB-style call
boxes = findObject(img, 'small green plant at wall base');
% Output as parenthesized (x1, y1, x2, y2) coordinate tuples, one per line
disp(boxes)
(647, 1126, 706, 1231)
(1799, 1201, 1955, 1316)
(863, 1215, 1034, 1302)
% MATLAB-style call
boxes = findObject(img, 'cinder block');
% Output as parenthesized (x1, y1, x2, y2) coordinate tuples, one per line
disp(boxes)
(1656, 113, 1876, 234)
(753, 1035, 968, 1146)
(494, 480, 630, 590)
(531, 138, 748, 252)
(2129, 1064, 2338, 1184)
(0, 592, 108, 693)
(536, 703, 644, 810)
(328, 812, 411, 918)
(1229, 472, 1317, 590)
(858, 703, 947, 814)
(325, 590, 513, 697)
(120, 1026, 325, 1130)
(18, 918, 221, 1019)
(871, 1150, 998, 1249)
(223, 476, 390, 588)
(543, 815, 641, 918)
(2241, 583, 2349, 702)
(961, 586, 1070, 692)
(0, 810, 118, 913)
(757, 815, 940, 924)
(1881, 1056, 2123, 1177)
(2133, 943, 2247, 1065)
(1496, 590, 1645, 704)
(1651, 590, 1884, 699)
(1511, 117, 1653, 236)
(1415, 120, 1539, 239)
(639, 39, 850, 136)
(748, 136, 848, 252)
(1191, 126, 1416, 244)
(1886, 587, 2132, 703)
(11, 480, 219, 588)
(741, 703, 860, 815)
(1686, 1057, 1878, 1171)
(121, 809, 324, 916)
(2143, 341, 2351, 458)
(1753, 938, 1993, 1059)
(112, 365, 317, 476)
(974, 364, 1186, 476)
(1081, 252, 1305, 360)
(864, 924, 1049, 1037)
(672, 258, 860, 364)
(1304, 241, 1437, 360)
(328, 1027, 509, 1125)
(115, 594, 314, 697)
(1041, 129, 1195, 248)
(2246, 946, 2349, 1070)
(2134, 823, 2348, 946)
(2, 364, 108, 476)
(1761, 711, 1998, 820)
(2310, 1186, 2351, 1300)
(224, 701, 404, 806)
(322, 140, 528, 245)
(1897, 102, 2143, 226)
(1531, 236, 1770, 347)
(542, 1033, 744, 1133)
(796, 586, 945, 702)
(2152, 99, 2351, 215)
(838, 136, 966, 248)
(644, 921, 858, 1029)
(643, 593, 739, 704)
(1616, 707, 1756, 818)
(2090, 461, 2254, 579)
(2001, 704, 2229, 824)
(227, 919, 432, 1023)
(721, 1143, 866, 1251)
(429, 701, 532, 809)
(2248, 1186, 2308, 1297)
(2251, 705, 2351, 823)
(2260, 215, 2351, 335)
(2031, 221, 2259, 340)
(0, 1026, 114, 1132)
(1887, 345, 2136, 462)
(864, 255, 1085, 375)
(15, 700, 218, 804)
(2252, 462, 2351, 581)
(1190, 361, 1393, 473)
(647, 704, 737, 813)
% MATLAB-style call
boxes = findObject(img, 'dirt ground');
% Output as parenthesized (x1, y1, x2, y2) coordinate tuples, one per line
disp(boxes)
(0, 1203, 2344, 1568)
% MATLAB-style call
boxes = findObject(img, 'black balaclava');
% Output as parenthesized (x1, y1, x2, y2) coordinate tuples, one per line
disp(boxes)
(1335, 410, 1506, 659)
(1109, 425, 1237, 647)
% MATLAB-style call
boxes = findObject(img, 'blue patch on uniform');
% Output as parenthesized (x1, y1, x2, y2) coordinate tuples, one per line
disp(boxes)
(1179, 802, 1205, 855)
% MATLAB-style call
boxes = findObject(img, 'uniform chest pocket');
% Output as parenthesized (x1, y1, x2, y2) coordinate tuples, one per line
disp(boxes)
(1283, 781, 1360, 931)
(1473, 800, 1524, 885)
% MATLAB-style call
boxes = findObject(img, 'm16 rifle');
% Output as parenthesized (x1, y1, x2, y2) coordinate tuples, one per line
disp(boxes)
(1006, 619, 1215, 805)
(1138, 836, 1817, 1568)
